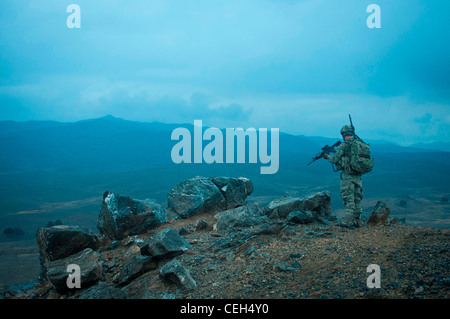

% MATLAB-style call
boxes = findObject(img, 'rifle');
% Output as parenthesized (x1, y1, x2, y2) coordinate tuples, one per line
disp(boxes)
(349, 113, 364, 142)
(306, 141, 342, 166)
(349, 114, 354, 132)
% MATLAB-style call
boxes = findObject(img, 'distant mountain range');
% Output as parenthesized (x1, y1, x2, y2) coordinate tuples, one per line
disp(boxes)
(408, 141, 450, 152)
(1, 114, 448, 174)
(0, 115, 449, 235)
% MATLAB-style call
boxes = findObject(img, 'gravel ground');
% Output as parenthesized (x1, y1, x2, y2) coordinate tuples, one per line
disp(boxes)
(119, 212, 449, 299)
(3, 212, 449, 300)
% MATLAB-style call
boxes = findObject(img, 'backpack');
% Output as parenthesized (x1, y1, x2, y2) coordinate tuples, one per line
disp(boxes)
(349, 138, 374, 174)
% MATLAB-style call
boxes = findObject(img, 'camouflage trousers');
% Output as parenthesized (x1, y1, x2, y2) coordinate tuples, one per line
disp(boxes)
(340, 172, 363, 220)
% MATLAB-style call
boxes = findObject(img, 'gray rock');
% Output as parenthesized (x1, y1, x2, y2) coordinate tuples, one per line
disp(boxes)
(178, 227, 193, 235)
(273, 262, 295, 272)
(140, 228, 192, 259)
(210, 176, 253, 209)
(120, 272, 157, 299)
(168, 177, 226, 218)
(195, 219, 209, 231)
(212, 232, 255, 251)
(265, 191, 331, 219)
(97, 191, 167, 240)
(109, 240, 121, 250)
(316, 216, 333, 225)
(301, 191, 332, 217)
(159, 259, 197, 290)
(242, 245, 256, 256)
(225, 251, 236, 262)
(265, 196, 302, 219)
(286, 211, 317, 224)
(367, 201, 390, 226)
(215, 203, 267, 232)
(118, 255, 157, 285)
(36, 225, 100, 281)
(45, 248, 103, 293)
(123, 244, 141, 262)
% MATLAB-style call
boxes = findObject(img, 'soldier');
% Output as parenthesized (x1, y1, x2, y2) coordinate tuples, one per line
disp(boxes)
(324, 125, 363, 228)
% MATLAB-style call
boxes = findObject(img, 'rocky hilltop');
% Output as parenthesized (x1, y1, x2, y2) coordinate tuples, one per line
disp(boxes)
(1, 176, 449, 299)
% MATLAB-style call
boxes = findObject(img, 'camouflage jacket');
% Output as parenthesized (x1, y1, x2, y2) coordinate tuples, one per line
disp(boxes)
(327, 138, 361, 175)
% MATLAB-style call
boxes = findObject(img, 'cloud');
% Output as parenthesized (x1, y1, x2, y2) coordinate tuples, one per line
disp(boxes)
(2, 76, 449, 145)
(0, 0, 449, 146)
(414, 113, 433, 125)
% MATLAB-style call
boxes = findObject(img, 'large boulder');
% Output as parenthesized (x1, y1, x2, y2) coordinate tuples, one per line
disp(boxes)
(210, 177, 253, 209)
(98, 191, 167, 240)
(367, 201, 390, 226)
(301, 191, 332, 216)
(265, 191, 331, 219)
(215, 203, 267, 232)
(265, 196, 302, 219)
(286, 211, 317, 224)
(140, 228, 192, 260)
(45, 248, 103, 293)
(168, 177, 226, 218)
(36, 225, 100, 264)
(167, 176, 254, 219)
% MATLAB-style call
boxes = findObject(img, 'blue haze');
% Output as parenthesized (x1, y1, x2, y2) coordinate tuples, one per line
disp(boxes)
(0, 0, 449, 145)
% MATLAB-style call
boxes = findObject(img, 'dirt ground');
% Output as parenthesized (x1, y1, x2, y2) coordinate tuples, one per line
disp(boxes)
(2, 210, 449, 300)
(112, 211, 450, 299)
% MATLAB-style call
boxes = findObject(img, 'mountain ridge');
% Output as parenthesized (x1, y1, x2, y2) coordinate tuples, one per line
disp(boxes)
(1, 115, 449, 235)
(1, 115, 449, 152)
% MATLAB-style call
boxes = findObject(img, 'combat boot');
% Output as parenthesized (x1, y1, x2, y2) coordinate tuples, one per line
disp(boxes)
(338, 214, 356, 229)
(351, 211, 364, 228)
(351, 217, 362, 228)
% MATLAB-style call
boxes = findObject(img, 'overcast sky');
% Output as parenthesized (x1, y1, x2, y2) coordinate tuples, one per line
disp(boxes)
(1, 0, 449, 145)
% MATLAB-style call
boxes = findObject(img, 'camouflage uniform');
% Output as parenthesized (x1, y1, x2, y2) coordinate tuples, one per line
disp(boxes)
(327, 134, 363, 226)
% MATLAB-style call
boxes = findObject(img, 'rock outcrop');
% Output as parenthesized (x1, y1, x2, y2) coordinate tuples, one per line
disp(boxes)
(286, 210, 317, 224)
(215, 203, 267, 232)
(168, 177, 226, 218)
(25, 176, 334, 298)
(265, 191, 331, 219)
(210, 176, 253, 209)
(45, 248, 102, 292)
(140, 228, 192, 260)
(167, 176, 253, 219)
(5, 176, 436, 301)
(36, 225, 100, 263)
(98, 191, 167, 240)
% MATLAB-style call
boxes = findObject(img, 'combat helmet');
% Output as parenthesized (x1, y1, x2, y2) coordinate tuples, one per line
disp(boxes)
(340, 125, 354, 136)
